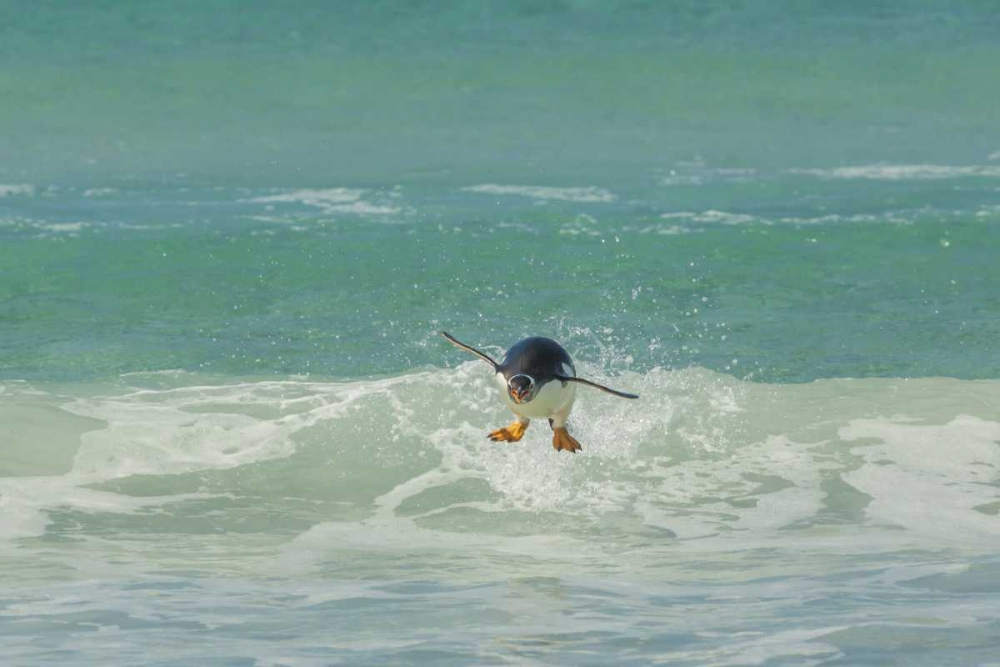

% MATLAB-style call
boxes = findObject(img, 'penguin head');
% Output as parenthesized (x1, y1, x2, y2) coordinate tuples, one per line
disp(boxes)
(507, 374, 536, 404)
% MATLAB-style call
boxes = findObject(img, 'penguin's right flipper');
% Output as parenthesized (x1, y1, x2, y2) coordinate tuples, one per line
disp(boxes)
(556, 375, 639, 399)
(440, 332, 499, 370)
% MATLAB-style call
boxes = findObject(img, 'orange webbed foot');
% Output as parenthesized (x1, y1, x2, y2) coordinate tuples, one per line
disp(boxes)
(551, 427, 582, 453)
(488, 421, 528, 442)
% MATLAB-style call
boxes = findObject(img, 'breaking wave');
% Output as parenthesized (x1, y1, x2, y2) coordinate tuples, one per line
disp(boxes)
(2, 365, 999, 562)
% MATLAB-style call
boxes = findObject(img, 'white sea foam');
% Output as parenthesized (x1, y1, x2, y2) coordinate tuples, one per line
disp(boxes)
(248, 188, 401, 216)
(45, 222, 87, 233)
(641, 224, 688, 235)
(661, 210, 757, 225)
(322, 200, 401, 215)
(0, 184, 35, 197)
(3, 369, 1000, 558)
(252, 188, 365, 207)
(656, 210, 946, 226)
(82, 188, 119, 197)
(840, 415, 1000, 542)
(4, 370, 1000, 667)
(463, 184, 617, 203)
(0, 216, 92, 236)
(792, 164, 1000, 180)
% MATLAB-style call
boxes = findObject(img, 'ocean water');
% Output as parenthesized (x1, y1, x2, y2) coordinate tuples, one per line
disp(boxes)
(3, 2, 1000, 665)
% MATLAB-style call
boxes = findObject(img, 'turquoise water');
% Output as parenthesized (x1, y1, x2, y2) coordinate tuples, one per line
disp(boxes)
(3, 2, 1000, 665)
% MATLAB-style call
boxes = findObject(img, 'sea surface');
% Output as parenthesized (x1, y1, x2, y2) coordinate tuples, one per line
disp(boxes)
(2, 2, 1000, 665)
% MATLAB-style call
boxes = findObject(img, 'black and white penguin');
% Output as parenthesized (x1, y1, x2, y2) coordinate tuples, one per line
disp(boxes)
(441, 332, 638, 453)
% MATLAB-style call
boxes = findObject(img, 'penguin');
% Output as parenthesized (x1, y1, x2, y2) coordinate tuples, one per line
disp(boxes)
(441, 331, 638, 453)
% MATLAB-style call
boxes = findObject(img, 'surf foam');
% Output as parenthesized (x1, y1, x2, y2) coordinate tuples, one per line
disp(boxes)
(462, 184, 617, 203)
(3, 370, 999, 558)
(0, 184, 35, 197)
(792, 164, 1000, 180)
(248, 188, 401, 216)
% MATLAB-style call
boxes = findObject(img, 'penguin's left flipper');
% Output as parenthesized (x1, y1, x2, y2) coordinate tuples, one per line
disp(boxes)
(440, 331, 499, 370)
(555, 375, 639, 400)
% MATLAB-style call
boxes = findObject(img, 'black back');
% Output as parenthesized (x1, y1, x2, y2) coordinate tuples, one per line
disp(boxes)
(499, 337, 574, 382)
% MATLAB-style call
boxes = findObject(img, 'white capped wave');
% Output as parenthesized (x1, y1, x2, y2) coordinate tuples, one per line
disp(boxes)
(0, 184, 35, 197)
(45, 222, 87, 233)
(324, 200, 402, 215)
(463, 184, 617, 203)
(4, 368, 1000, 559)
(252, 188, 364, 207)
(661, 210, 757, 225)
(792, 164, 1000, 180)
(0, 216, 91, 236)
(82, 188, 119, 197)
(656, 210, 954, 226)
(248, 188, 401, 216)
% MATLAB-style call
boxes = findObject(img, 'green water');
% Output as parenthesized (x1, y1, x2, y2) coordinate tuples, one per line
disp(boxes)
(3, 189, 999, 382)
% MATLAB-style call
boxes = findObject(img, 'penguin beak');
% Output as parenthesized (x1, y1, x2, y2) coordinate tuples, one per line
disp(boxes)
(511, 388, 528, 404)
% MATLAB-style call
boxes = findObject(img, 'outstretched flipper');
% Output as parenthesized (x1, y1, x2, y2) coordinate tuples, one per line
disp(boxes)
(555, 375, 639, 400)
(440, 331, 499, 370)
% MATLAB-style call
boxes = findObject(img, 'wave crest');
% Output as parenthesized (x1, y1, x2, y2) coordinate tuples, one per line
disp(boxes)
(2, 370, 999, 559)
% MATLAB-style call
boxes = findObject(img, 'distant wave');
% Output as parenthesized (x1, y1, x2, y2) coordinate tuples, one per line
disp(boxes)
(0, 184, 35, 197)
(661, 210, 756, 225)
(656, 207, 1000, 226)
(248, 188, 401, 215)
(792, 164, 1000, 181)
(463, 184, 617, 203)
(82, 188, 119, 198)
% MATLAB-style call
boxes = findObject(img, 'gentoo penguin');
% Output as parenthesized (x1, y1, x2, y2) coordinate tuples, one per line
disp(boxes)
(441, 332, 638, 453)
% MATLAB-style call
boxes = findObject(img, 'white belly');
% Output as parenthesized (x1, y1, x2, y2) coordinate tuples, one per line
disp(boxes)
(497, 374, 576, 419)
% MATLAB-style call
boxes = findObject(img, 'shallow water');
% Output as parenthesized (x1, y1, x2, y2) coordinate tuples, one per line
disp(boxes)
(3, 2, 1000, 665)
(3, 369, 1000, 665)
